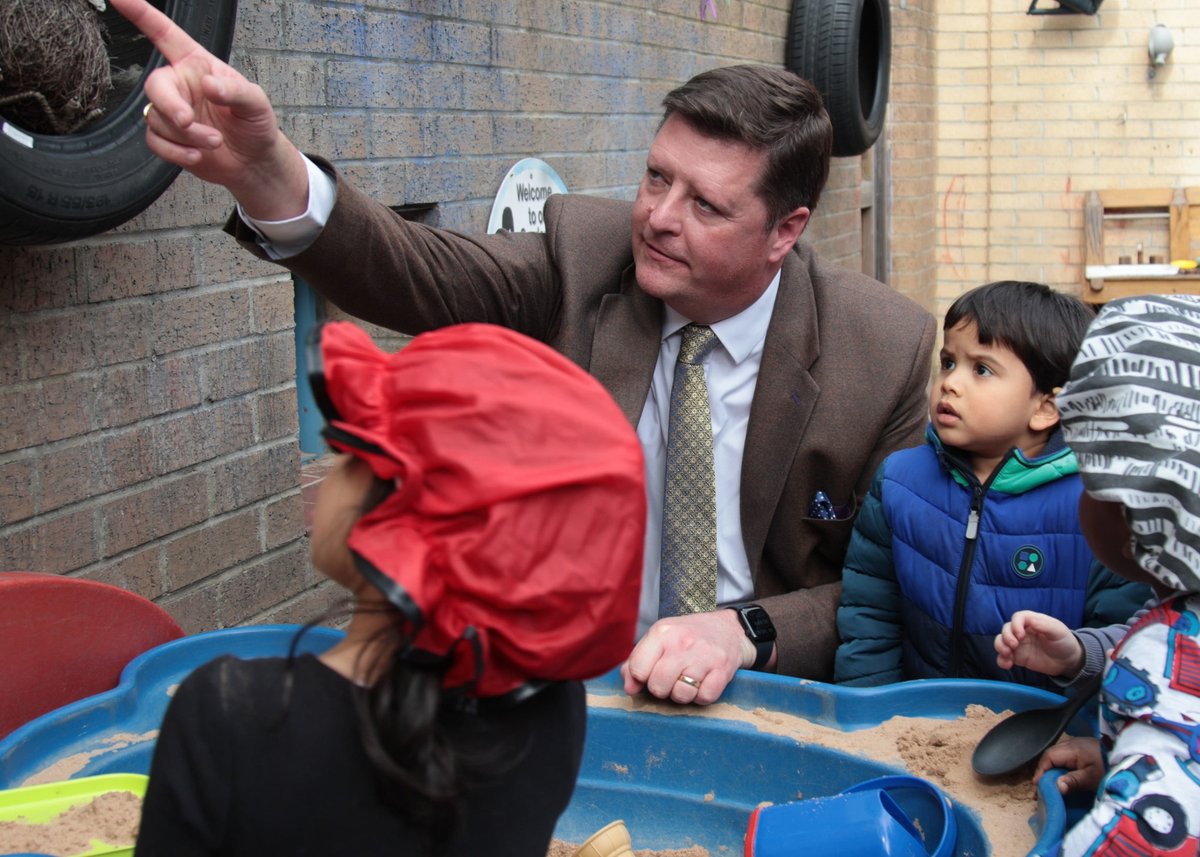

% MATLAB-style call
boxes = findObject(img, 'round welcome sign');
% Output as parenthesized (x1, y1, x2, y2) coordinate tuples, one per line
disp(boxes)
(487, 158, 568, 234)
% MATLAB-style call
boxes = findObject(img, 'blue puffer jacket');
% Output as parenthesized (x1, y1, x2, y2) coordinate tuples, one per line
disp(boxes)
(834, 425, 1152, 690)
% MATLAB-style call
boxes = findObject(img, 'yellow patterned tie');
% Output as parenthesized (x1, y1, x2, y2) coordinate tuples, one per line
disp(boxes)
(659, 323, 719, 617)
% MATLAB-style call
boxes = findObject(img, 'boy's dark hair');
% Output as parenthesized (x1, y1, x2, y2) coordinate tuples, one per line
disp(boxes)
(943, 281, 1096, 394)
(661, 64, 833, 228)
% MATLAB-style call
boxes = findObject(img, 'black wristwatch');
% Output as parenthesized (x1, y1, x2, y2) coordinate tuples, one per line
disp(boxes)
(729, 604, 776, 671)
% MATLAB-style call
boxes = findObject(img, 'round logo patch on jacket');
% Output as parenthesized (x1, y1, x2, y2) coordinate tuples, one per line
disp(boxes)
(1012, 545, 1045, 579)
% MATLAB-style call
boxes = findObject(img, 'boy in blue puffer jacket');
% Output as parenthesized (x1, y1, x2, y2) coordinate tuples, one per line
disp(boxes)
(834, 281, 1150, 690)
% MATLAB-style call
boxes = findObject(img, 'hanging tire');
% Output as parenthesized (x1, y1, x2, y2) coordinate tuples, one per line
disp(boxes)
(0, 0, 238, 246)
(786, 0, 891, 158)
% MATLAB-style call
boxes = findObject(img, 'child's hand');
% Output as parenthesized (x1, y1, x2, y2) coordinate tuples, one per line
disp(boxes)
(1033, 737, 1104, 794)
(994, 610, 1083, 676)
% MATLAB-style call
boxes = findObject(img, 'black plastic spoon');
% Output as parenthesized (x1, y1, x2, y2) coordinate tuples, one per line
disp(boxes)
(971, 671, 1103, 777)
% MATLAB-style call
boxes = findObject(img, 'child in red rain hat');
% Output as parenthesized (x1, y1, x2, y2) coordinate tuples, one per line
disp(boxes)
(135, 322, 646, 857)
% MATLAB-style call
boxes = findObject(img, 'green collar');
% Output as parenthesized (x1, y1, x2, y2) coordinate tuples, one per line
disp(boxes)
(927, 424, 1078, 495)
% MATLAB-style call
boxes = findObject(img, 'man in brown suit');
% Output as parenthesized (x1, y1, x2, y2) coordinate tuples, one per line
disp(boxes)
(114, 0, 936, 704)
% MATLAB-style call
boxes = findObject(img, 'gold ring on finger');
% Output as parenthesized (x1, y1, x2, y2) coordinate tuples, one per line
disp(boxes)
(677, 674, 701, 689)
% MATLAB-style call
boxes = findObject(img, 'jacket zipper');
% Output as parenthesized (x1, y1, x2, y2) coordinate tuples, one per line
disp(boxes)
(946, 451, 1011, 677)
(948, 484, 982, 676)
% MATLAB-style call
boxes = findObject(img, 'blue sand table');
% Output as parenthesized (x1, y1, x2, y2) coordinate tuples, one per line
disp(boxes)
(0, 625, 1086, 856)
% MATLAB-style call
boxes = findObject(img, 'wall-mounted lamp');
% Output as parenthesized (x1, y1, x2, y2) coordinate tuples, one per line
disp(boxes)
(1148, 23, 1174, 78)
(1026, 0, 1102, 15)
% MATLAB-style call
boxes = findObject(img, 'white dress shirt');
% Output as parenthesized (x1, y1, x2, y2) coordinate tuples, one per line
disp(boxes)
(635, 275, 779, 637)
(244, 156, 779, 639)
(238, 156, 333, 257)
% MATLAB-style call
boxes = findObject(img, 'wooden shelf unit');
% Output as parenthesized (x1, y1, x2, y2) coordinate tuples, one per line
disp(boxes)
(1082, 186, 1200, 304)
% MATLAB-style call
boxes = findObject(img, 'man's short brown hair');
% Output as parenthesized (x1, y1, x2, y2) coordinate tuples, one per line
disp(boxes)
(661, 65, 833, 229)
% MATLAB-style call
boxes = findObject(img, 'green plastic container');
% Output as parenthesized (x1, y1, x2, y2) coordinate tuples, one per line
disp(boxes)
(0, 773, 146, 857)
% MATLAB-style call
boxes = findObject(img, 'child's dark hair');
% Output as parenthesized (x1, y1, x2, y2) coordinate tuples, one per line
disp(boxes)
(348, 475, 518, 854)
(352, 621, 514, 853)
(943, 281, 1096, 394)
(292, 475, 517, 853)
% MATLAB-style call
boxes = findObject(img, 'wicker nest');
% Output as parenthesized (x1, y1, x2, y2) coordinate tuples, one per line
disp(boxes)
(0, 0, 111, 134)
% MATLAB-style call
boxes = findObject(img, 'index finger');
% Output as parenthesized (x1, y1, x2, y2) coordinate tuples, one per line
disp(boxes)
(1008, 611, 1031, 637)
(109, 0, 205, 63)
(623, 628, 666, 683)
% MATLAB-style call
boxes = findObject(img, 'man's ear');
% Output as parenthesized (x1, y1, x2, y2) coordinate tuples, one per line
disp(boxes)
(1029, 386, 1061, 433)
(767, 207, 810, 265)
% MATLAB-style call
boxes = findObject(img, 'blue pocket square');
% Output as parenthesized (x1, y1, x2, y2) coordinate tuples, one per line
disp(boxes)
(807, 491, 851, 520)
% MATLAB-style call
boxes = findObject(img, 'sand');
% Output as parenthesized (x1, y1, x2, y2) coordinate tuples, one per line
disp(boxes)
(20, 730, 158, 787)
(547, 843, 708, 857)
(579, 692, 1041, 857)
(0, 789, 141, 855)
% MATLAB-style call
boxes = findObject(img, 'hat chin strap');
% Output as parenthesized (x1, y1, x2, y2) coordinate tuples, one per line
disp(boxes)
(399, 628, 482, 684)
(403, 628, 555, 712)
(355, 555, 422, 625)
(401, 629, 485, 714)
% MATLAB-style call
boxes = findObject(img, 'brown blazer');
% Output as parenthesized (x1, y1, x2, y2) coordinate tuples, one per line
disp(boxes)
(232, 162, 936, 680)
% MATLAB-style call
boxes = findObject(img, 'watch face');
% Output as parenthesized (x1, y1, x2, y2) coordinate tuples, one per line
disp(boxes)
(739, 605, 776, 641)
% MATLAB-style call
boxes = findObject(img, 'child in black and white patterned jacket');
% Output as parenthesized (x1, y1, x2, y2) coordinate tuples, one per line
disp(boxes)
(997, 294, 1200, 857)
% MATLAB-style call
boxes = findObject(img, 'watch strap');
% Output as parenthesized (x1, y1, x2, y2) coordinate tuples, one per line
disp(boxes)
(749, 636, 773, 671)
(730, 604, 775, 671)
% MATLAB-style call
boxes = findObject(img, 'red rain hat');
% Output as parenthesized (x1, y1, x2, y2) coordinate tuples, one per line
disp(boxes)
(308, 321, 646, 698)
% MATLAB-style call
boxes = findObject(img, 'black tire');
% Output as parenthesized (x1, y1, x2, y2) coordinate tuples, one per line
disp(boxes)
(786, 0, 891, 158)
(0, 0, 238, 246)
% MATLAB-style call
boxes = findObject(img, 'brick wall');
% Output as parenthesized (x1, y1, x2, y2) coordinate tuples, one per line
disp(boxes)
(926, 0, 1199, 318)
(0, 0, 874, 631)
(887, 0, 939, 313)
(0, 209, 331, 632)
